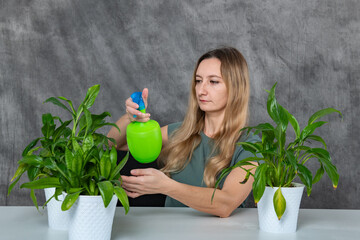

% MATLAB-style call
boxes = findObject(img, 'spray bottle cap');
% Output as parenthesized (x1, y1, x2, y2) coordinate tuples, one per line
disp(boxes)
(130, 92, 146, 118)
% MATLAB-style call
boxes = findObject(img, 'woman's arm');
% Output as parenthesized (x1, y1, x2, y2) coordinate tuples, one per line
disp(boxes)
(121, 165, 255, 218)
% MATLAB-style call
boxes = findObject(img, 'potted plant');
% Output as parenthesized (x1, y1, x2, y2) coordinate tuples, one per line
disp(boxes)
(8, 111, 74, 229)
(9, 85, 129, 240)
(213, 82, 342, 233)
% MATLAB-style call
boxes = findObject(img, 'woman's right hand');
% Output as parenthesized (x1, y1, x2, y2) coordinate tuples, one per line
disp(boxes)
(125, 88, 151, 123)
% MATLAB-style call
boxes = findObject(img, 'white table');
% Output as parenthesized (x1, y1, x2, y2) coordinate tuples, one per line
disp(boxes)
(1, 206, 359, 240)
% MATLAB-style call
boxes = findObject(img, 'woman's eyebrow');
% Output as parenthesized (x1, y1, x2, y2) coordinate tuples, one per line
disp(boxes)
(207, 74, 222, 79)
(195, 74, 222, 79)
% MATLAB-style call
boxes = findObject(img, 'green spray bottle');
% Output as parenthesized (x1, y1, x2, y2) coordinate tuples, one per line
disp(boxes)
(126, 92, 162, 163)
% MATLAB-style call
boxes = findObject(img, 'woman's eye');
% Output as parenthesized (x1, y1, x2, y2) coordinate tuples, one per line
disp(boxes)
(210, 80, 219, 84)
(195, 79, 201, 84)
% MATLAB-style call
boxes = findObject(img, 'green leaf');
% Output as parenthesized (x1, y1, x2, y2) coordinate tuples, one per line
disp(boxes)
(84, 108, 92, 136)
(313, 165, 325, 184)
(53, 120, 72, 141)
(109, 147, 118, 169)
(20, 177, 61, 189)
(293, 145, 311, 152)
(283, 108, 300, 138)
(57, 96, 76, 115)
(109, 152, 129, 180)
(91, 123, 121, 136)
(277, 105, 289, 132)
(62, 191, 81, 211)
(285, 150, 298, 170)
(22, 138, 41, 157)
(309, 148, 330, 160)
(308, 108, 343, 125)
(253, 164, 268, 203)
(10, 163, 28, 182)
(18, 155, 43, 167)
(300, 121, 327, 141)
(240, 171, 252, 184)
(30, 189, 39, 211)
(72, 139, 81, 152)
(68, 187, 84, 194)
(42, 113, 55, 125)
(237, 142, 262, 154)
(306, 135, 327, 149)
(43, 97, 73, 116)
(266, 83, 289, 131)
(27, 166, 40, 181)
(72, 150, 83, 176)
(83, 85, 100, 109)
(267, 83, 280, 124)
(100, 151, 111, 179)
(274, 124, 286, 154)
(296, 164, 313, 196)
(82, 135, 94, 153)
(43, 158, 57, 170)
(114, 186, 129, 214)
(248, 123, 275, 132)
(273, 187, 286, 220)
(91, 112, 112, 127)
(261, 129, 275, 151)
(98, 181, 114, 208)
(65, 148, 74, 170)
(41, 114, 56, 139)
(8, 165, 28, 195)
(316, 156, 339, 189)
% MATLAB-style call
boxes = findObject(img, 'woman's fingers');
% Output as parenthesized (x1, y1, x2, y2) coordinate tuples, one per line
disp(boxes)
(142, 88, 149, 108)
(125, 97, 139, 109)
(125, 97, 151, 122)
(124, 189, 143, 198)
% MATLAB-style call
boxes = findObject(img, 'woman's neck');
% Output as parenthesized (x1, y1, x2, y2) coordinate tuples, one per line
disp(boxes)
(203, 111, 225, 138)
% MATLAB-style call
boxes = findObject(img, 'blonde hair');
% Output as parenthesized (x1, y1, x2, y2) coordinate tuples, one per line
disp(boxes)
(158, 47, 250, 188)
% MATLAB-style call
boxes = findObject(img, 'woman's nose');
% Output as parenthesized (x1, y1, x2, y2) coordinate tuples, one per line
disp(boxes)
(198, 82, 208, 94)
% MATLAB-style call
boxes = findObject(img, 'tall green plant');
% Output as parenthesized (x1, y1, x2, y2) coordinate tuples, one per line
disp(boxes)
(213, 82, 342, 220)
(9, 85, 129, 214)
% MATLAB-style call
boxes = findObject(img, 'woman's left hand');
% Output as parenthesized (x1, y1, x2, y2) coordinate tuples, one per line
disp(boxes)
(121, 168, 172, 198)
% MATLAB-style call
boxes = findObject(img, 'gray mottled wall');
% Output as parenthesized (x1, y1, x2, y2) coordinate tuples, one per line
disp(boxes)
(1, 0, 359, 209)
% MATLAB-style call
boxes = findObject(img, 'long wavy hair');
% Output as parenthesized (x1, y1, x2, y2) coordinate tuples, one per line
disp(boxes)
(158, 47, 250, 188)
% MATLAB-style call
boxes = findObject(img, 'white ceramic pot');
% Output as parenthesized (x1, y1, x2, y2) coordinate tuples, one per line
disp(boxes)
(68, 194, 118, 240)
(257, 183, 304, 233)
(44, 187, 70, 230)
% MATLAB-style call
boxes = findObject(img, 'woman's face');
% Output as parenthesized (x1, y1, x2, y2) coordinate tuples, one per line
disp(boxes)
(195, 58, 228, 115)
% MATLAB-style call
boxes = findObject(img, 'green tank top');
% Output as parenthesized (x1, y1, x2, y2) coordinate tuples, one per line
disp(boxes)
(165, 122, 261, 207)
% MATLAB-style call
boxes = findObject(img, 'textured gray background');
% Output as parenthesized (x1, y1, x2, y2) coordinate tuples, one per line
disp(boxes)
(1, 0, 359, 209)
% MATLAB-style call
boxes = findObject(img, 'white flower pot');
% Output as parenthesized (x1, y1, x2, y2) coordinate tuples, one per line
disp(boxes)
(44, 187, 70, 230)
(257, 183, 304, 233)
(68, 194, 118, 240)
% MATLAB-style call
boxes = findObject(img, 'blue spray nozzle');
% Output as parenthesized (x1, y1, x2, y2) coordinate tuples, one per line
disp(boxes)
(130, 92, 145, 118)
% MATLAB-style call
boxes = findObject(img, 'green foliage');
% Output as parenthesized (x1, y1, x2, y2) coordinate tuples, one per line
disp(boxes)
(8, 85, 129, 214)
(213, 82, 342, 220)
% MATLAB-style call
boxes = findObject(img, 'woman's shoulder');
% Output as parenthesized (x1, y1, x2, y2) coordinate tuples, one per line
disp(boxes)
(167, 122, 182, 136)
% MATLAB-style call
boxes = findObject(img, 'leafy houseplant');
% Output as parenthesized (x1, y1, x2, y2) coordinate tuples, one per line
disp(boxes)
(9, 85, 129, 214)
(214, 82, 342, 221)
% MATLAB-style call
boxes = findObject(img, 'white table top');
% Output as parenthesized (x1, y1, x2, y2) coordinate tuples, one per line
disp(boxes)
(1, 206, 359, 240)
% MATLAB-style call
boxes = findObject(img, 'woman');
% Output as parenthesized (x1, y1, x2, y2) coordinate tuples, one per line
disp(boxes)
(107, 47, 259, 218)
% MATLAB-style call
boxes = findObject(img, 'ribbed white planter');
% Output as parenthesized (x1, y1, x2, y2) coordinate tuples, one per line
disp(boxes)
(257, 183, 304, 233)
(44, 187, 70, 230)
(68, 195, 118, 240)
